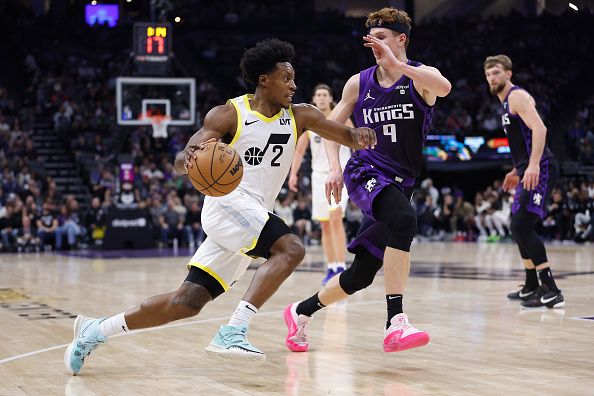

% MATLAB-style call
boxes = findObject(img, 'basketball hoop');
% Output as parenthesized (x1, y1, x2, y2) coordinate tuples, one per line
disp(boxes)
(142, 114, 171, 138)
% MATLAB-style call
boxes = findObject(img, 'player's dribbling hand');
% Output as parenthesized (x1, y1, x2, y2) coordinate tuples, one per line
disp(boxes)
(502, 169, 519, 192)
(521, 164, 540, 191)
(288, 173, 299, 192)
(184, 138, 217, 172)
(363, 35, 404, 70)
(326, 167, 344, 205)
(350, 127, 377, 150)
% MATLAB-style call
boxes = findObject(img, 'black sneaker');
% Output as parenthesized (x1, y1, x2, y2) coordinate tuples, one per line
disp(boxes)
(521, 287, 565, 309)
(507, 285, 538, 301)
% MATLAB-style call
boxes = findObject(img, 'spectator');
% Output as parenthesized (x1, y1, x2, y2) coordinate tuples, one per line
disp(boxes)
(451, 193, 476, 241)
(159, 198, 184, 247)
(56, 196, 82, 250)
(1, 196, 23, 251)
(36, 202, 59, 249)
(85, 197, 106, 245)
(293, 197, 312, 244)
(184, 201, 205, 249)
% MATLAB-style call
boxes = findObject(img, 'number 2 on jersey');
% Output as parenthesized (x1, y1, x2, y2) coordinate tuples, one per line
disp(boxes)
(383, 123, 397, 143)
(271, 145, 283, 167)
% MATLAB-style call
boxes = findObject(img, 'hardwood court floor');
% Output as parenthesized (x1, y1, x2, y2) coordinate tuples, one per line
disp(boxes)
(1, 242, 593, 396)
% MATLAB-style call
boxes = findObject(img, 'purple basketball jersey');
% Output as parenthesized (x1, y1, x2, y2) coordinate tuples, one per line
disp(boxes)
(351, 61, 434, 183)
(501, 86, 554, 176)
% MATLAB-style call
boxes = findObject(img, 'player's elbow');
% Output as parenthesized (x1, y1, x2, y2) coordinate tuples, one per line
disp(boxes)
(535, 125, 547, 137)
(438, 80, 452, 97)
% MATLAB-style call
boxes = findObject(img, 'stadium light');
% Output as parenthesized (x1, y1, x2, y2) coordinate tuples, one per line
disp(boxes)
(126, 0, 132, 2)
(91, 0, 97, 5)
(569, 2, 579, 10)
(174, 16, 181, 23)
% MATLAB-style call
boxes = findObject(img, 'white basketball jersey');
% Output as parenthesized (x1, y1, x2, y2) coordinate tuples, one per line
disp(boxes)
(308, 131, 351, 174)
(222, 94, 297, 211)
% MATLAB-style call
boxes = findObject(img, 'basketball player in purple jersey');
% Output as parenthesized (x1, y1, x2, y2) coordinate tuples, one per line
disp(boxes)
(484, 55, 564, 308)
(284, 7, 451, 353)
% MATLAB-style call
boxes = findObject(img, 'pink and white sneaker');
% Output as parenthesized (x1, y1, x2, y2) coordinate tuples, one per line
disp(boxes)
(284, 302, 311, 352)
(383, 313, 430, 352)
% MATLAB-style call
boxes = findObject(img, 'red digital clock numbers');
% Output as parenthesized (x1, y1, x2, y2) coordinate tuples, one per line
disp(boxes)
(133, 22, 172, 64)
(146, 26, 167, 54)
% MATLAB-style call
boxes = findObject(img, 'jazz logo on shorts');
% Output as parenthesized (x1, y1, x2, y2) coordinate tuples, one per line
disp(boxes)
(244, 133, 291, 167)
(532, 192, 543, 206)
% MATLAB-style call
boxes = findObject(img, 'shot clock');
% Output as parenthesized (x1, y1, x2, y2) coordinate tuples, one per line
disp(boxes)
(133, 22, 172, 65)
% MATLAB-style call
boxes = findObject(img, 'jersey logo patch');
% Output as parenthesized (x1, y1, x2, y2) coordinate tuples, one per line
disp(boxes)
(364, 90, 375, 101)
(314, 136, 322, 143)
(244, 133, 291, 167)
(532, 193, 543, 206)
(365, 178, 377, 192)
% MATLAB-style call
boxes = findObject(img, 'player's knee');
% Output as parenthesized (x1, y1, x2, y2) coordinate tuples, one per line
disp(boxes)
(279, 234, 305, 270)
(320, 220, 331, 233)
(386, 208, 417, 251)
(329, 208, 343, 222)
(510, 209, 536, 239)
(510, 215, 522, 237)
(339, 250, 382, 294)
(394, 208, 417, 234)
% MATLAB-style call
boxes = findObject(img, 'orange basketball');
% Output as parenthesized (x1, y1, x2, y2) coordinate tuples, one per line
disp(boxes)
(188, 142, 243, 197)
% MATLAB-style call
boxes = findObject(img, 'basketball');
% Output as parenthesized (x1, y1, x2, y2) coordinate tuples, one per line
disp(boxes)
(188, 142, 243, 197)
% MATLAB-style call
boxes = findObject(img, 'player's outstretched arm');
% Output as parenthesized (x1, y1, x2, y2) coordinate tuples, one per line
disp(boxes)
(363, 34, 451, 104)
(509, 90, 547, 191)
(294, 104, 376, 151)
(174, 104, 236, 175)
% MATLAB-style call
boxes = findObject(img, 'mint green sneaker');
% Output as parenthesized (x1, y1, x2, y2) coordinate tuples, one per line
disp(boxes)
(64, 315, 107, 375)
(204, 325, 266, 364)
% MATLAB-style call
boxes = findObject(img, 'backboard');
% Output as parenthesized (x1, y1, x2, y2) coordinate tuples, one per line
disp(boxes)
(116, 77, 195, 129)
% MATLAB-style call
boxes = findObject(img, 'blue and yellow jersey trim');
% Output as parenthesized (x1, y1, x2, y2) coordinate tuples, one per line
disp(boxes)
(227, 98, 242, 147)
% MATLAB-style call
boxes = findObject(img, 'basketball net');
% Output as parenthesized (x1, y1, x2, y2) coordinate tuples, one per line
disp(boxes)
(148, 115, 171, 138)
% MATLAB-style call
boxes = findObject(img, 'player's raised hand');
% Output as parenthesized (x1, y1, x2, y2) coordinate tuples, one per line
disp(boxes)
(349, 127, 377, 150)
(502, 169, 519, 192)
(326, 167, 344, 205)
(363, 35, 404, 70)
(521, 164, 540, 191)
(184, 138, 217, 172)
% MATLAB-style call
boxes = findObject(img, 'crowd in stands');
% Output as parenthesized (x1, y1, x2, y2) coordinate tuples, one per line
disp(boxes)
(566, 95, 594, 165)
(282, 171, 594, 246)
(412, 178, 594, 243)
(1, 3, 593, 252)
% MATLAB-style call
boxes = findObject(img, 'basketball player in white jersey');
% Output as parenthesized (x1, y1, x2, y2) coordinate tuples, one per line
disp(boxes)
(289, 84, 352, 285)
(64, 39, 376, 374)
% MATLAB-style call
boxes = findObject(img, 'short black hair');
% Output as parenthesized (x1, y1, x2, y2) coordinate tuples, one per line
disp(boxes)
(240, 39, 295, 89)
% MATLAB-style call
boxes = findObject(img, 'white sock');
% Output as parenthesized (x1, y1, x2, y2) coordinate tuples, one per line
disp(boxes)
(228, 300, 258, 327)
(328, 262, 336, 271)
(336, 261, 346, 270)
(99, 312, 129, 338)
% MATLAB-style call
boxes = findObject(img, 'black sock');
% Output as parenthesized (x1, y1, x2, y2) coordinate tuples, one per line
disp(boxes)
(525, 268, 539, 290)
(386, 294, 403, 329)
(296, 293, 325, 317)
(537, 267, 559, 292)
